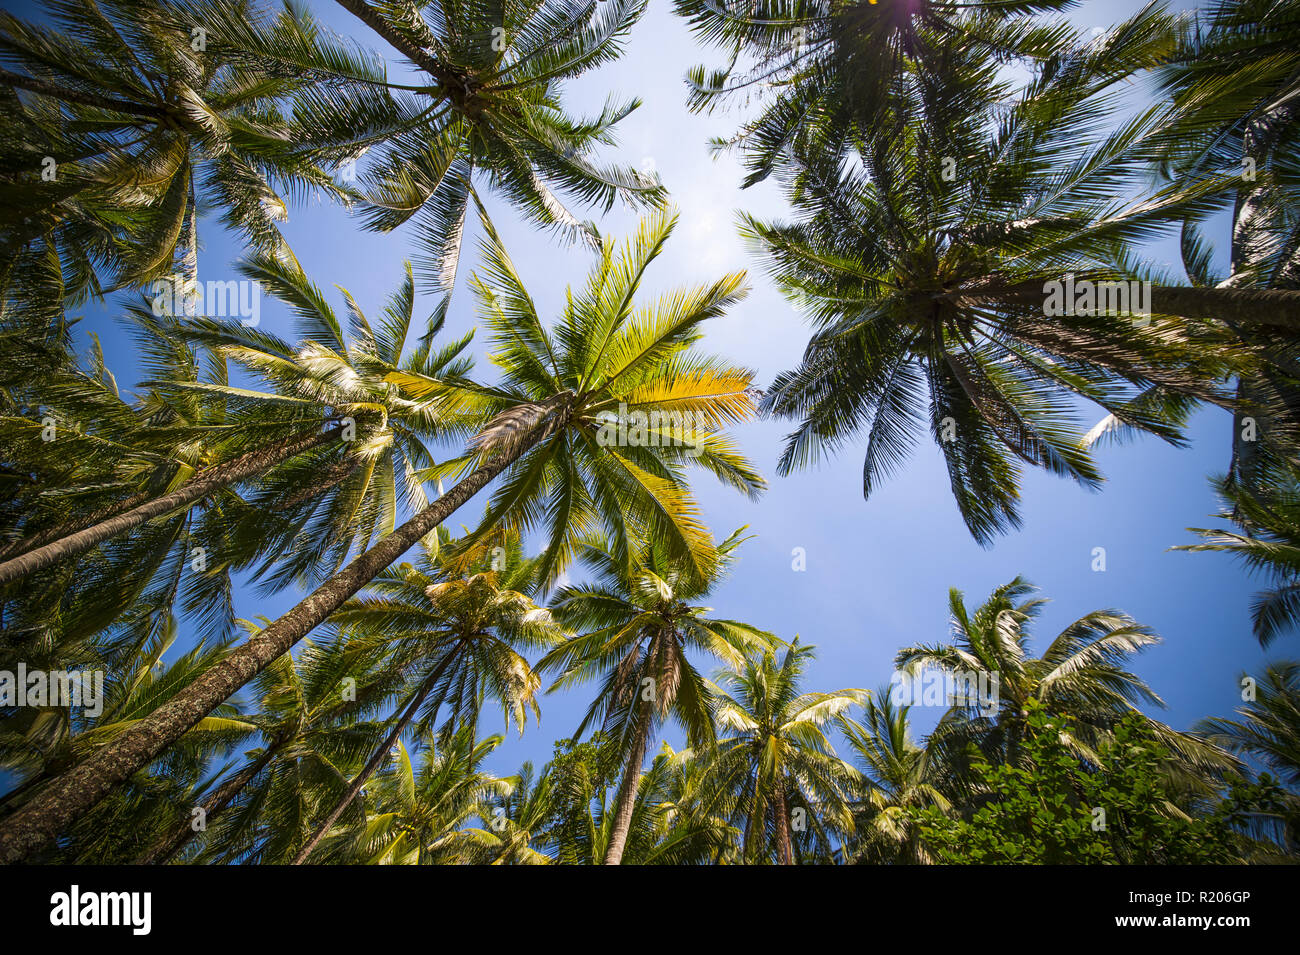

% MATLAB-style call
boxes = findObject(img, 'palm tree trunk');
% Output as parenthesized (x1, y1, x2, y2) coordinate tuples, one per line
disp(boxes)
(742, 793, 759, 863)
(332, 0, 457, 88)
(603, 702, 652, 866)
(1148, 286, 1300, 330)
(0, 66, 166, 118)
(290, 658, 453, 865)
(136, 744, 280, 865)
(774, 785, 794, 865)
(0, 425, 342, 585)
(0, 420, 554, 864)
(951, 283, 1300, 330)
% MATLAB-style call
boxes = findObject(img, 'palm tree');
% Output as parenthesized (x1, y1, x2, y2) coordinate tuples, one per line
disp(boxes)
(0, 628, 255, 863)
(0, 0, 348, 303)
(338, 724, 507, 865)
(705, 639, 862, 863)
(1157, 0, 1300, 190)
(895, 577, 1234, 779)
(0, 250, 476, 588)
(289, 528, 563, 863)
(1156, 0, 1300, 493)
(393, 206, 767, 586)
(1196, 660, 1300, 788)
(610, 742, 737, 864)
(467, 760, 555, 864)
(539, 734, 734, 864)
(318, 0, 664, 290)
(540, 527, 773, 864)
(0, 394, 346, 590)
(0, 209, 763, 863)
(744, 12, 1284, 542)
(839, 689, 952, 864)
(0, 307, 267, 646)
(1177, 468, 1300, 646)
(135, 633, 395, 864)
(164, 251, 483, 591)
(675, 0, 1081, 182)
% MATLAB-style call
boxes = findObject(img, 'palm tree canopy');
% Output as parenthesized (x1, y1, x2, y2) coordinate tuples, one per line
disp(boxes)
(0, 0, 351, 302)
(747, 7, 1242, 541)
(674, 0, 1077, 186)
(388, 206, 766, 587)
(541, 526, 774, 756)
(310, 0, 666, 290)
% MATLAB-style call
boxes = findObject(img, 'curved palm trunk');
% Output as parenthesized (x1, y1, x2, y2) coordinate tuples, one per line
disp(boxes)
(136, 744, 280, 865)
(290, 659, 453, 865)
(0, 421, 552, 863)
(603, 701, 652, 866)
(0, 425, 343, 585)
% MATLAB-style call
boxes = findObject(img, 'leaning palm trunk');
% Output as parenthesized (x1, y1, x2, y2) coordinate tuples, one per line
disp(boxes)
(0, 425, 343, 585)
(136, 744, 281, 865)
(603, 702, 652, 866)
(290, 661, 451, 864)
(0, 409, 563, 863)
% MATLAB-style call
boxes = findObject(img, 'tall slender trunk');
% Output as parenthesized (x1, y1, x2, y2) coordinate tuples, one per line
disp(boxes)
(136, 743, 280, 865)
(742, 790, 760, 864)
(1, 199, 203, 570)
(0, 425, 341, 585)
(774, 785, 794, 866)
(0, 484, 147, 561)
(332, 0, 457, 87)
(184, 177, 199, 295)
(290, 657, 453, 865)
(0, 422, 551, 864)
(603, 702, 652, 866)
(0, 66, 166, 118)
(949, 283, 1300, 330)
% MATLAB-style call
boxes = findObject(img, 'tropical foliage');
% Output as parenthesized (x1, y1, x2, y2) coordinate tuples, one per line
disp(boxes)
(1, 0, 1297, 865)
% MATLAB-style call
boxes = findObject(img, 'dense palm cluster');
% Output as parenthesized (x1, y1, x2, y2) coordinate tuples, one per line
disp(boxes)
(1, 0, 1299, 864)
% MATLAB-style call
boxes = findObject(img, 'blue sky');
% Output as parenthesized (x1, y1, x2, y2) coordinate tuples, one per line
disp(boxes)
(17, 0, 1277, 782)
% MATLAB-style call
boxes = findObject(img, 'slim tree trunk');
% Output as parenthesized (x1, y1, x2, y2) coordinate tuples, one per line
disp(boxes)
(742, 791, 761, 864)
(0, 425, 342, 585)
(0, 484, 150, 560)
(136, 744, 280, 865)
(0, 421, 552, 864)
(774, 785, 794, 866)
(290, 658, 452, 865)
(332, 0, 456, 86)
(0, 66, 166, 118)
(0, 203, 204, 569)
(1147, 286, 1300, 330)
(949, 283, 1300, 330)
(603, 703, 652, 866)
